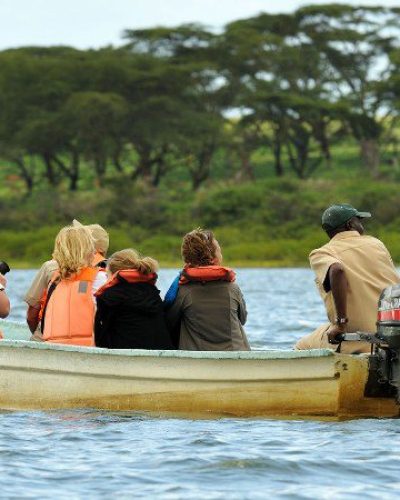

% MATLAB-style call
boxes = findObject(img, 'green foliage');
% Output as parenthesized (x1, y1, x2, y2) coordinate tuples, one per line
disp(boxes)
(0, 226, 59, 263)
(0, 175, 400, 268)
(194, 183, 265, 226)
(1, 5, 400, 267)
(1, 5, 400, 193)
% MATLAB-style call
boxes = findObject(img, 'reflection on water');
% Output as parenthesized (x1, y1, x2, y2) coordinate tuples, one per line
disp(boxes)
(0, 269, 398, 498)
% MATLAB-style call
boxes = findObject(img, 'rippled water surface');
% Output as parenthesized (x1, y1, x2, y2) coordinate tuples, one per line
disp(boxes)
(1, 269, 399, 499)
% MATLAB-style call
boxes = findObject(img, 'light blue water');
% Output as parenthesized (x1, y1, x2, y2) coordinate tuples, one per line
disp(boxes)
(1, 269, 399, 499)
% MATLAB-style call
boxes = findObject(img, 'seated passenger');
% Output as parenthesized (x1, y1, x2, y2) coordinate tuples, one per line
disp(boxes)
(41, 225, 107, 346)
(25, 220, 109, 340)
(295, 204, 400, 354)
(0, 269, 10, 339)
(165, 229, 250, 351)
(94, 249, 174, 350)
(0, 270, 10, 320)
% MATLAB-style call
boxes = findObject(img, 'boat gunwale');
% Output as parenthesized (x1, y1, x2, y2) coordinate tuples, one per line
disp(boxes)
(0, 340, 341, 361)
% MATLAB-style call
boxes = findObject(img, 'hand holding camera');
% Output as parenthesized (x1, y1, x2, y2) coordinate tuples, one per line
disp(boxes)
(0, 261, 10, 318)
(0, 261, 10, 290)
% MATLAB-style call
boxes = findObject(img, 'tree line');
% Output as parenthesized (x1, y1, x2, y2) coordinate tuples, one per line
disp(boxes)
(1, 3, 400, 193)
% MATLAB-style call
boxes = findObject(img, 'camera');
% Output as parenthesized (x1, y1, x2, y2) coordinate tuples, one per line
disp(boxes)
(0, 261, 11, 275)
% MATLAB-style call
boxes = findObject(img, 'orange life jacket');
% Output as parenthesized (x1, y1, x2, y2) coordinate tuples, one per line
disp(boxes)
(38, 254, 106, 323)
(42, 267, 98, 346)
(179, 265, 236, 285)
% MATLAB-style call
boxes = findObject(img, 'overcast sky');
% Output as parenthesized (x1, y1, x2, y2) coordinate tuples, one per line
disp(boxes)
(0, 0, 399, 50)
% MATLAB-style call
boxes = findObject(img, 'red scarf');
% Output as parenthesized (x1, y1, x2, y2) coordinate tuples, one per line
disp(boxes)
(95, 269, 157, 297)
(179, 265, 236, 285)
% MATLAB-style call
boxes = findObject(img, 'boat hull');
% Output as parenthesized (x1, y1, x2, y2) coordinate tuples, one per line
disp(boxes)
(0, 340, 398, 418)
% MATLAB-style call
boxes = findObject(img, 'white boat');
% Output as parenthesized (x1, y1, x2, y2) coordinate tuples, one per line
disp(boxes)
(0, 322, 398, 418)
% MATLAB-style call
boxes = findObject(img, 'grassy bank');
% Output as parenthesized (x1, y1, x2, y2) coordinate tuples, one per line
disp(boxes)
(1, 174, 400, 268)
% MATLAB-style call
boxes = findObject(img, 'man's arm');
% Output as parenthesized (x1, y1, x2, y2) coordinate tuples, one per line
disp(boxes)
(27, 305, 40, 333)
(24, 260, 57, 332)
(236, 285, 247, 325)
(326, 263, 348, 344)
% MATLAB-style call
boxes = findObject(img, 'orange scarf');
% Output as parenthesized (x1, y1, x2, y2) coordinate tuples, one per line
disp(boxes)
(95, 269, 158, 297)
(179, 265, 235, 285)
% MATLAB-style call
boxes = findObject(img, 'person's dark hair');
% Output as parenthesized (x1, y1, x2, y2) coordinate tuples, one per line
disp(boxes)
(181, 228, 217, 266)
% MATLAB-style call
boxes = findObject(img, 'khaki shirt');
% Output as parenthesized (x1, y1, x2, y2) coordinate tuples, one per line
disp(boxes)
(24, 260, 59, 308)
(310, 231, 399, 334)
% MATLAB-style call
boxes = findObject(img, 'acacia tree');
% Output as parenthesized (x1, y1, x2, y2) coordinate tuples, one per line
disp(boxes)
(382, 47, 400, 162)
(296, 4, 400, 173)
(123, 25, 225, 188)
(216, 13, 340, 178)
(62, 91, 129, 186)
(2, 7, 400, 194)
(125, 64, 195, 186)
(0, 46, 93, 191)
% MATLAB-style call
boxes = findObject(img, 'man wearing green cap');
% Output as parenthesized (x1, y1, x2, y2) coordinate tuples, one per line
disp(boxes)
(295, 204, 399, 353)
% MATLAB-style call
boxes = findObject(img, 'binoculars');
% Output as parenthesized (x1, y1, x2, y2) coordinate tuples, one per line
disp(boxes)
(0, 261, 10, 275)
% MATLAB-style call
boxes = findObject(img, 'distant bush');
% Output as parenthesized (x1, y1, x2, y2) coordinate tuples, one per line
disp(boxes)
(1, 176, 400, 267)
(0, 226, 59, 264)
(193, 183, 265, 227)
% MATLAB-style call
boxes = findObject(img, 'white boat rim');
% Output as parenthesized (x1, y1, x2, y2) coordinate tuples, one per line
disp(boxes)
(0, 339, 337, 360)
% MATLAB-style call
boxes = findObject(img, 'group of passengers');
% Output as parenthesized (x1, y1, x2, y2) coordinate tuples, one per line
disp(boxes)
(22, 221, 250, 351)
(0, 203, 398, 354)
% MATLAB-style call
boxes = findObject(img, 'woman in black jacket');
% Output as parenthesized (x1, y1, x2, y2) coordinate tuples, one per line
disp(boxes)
(94, 249, 174, 350)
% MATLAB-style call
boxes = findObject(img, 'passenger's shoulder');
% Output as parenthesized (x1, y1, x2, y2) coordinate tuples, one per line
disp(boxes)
(229, 281, 241, 290)
(176, 284, 191, 299)
(177, 283, 191, 293)
(357, 235, 392, 253)
(309, 241, 334, 260)
(228, 281, 244, 296)
(363, 235, 394, 257)
(36, 259, 58, 282)
(42, 259, 58, 272)
(361, 235, 385, 246)
(97, 283, 125, 304)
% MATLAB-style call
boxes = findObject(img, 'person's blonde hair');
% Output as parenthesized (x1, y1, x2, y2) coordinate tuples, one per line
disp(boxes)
(53, 226, 95, 279)
(72, 219, 109, 256)
(108, 249, 158, 275)
(181, 228, 218, 266)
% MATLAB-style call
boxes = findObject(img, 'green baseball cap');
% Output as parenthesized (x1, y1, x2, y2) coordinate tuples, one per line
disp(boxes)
(321, 204, 371, 230)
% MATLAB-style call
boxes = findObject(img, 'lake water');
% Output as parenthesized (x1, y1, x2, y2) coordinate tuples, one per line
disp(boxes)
(1, 269, 399, 499)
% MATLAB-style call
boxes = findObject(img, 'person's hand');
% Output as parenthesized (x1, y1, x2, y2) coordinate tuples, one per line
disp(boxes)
(326, 323, 346, 344)
(0, 273, 7, 289)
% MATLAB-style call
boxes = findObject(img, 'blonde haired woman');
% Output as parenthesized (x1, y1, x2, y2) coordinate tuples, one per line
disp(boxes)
(25, 220, 109, 339)
(94, 249, 173, 350)
(41, 225, 107, 346)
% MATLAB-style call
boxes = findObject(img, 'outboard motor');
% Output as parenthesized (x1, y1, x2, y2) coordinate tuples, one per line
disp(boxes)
(377, 284, 400, 347)
(340, 284, 400, 401)
(376, 284, 400, 401)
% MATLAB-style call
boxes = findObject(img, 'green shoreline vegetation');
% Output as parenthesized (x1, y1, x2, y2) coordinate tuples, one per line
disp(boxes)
(2, 166, 400, 269)
(1, 5, 400, 268)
